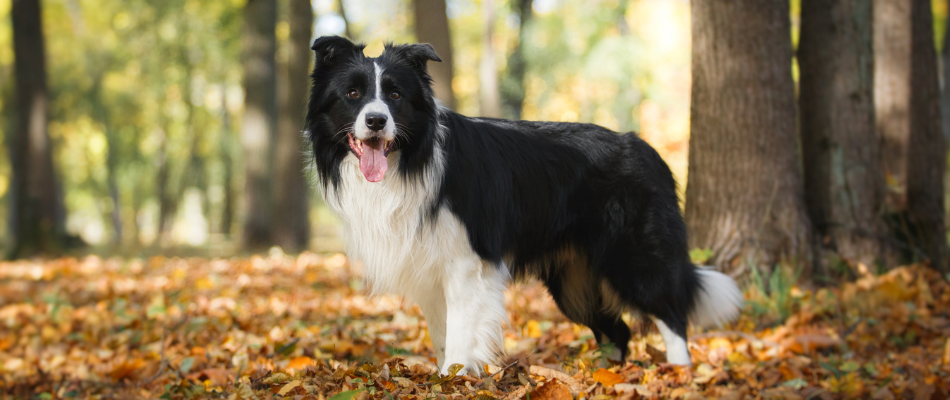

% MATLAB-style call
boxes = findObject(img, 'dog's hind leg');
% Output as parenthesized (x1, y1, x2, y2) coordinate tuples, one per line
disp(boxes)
(599, 238, 696, 365)
(542, 260, 632, 362)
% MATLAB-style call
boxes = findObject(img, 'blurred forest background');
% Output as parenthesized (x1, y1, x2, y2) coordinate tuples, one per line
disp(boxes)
(3, 0, 950, 282)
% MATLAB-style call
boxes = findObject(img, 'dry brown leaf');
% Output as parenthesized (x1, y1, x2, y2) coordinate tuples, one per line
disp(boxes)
(278, 379, 301, 396)
(524, 379, 572, 400)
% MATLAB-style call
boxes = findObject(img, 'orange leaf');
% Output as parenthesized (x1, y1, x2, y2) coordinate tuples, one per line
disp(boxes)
(592, 368, 624, 387)
(109, 358, 145, 381)
(286, 356, 315, 371)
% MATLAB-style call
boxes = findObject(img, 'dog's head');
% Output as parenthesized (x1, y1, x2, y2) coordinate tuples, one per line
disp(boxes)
(305, 36, 442, 186)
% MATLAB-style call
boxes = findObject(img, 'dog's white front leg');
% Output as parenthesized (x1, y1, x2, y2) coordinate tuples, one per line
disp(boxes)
(416, 291, 447, 369)
(442, 258, 508, 376)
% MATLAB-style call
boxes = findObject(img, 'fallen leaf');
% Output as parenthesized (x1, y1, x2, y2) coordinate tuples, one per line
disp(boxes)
(277, 379, 301, 396)
(286, 356, 315, 371)
(524, 379, 571, 400)
(593, 368, 624, 387)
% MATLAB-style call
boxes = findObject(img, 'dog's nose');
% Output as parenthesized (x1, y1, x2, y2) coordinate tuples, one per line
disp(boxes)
(365, 113, 388, 131)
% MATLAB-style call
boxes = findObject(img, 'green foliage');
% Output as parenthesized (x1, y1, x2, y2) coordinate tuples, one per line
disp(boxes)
(747, 263, 802, 325)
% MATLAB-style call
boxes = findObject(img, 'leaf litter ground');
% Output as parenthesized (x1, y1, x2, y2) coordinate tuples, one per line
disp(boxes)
(1, 252, 949, 399)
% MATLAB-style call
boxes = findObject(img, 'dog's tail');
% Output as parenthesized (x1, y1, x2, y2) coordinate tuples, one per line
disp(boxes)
(689, 267, 743, 328)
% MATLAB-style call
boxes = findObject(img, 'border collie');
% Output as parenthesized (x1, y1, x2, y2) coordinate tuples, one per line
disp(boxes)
(304, 36, 742, 375)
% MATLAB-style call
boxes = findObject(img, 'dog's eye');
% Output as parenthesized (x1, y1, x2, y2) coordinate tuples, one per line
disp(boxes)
(390, 91, 401, 100)
(347, 89, 360, 99)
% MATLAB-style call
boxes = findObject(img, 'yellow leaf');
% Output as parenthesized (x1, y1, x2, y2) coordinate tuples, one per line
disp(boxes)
(278, 379, 301, 396)
(526, 320, 542, 338)
(592, 368, 624, 387)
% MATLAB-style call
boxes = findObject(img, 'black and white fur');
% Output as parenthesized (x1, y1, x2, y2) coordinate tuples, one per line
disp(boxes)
(304, 36, 742, 375)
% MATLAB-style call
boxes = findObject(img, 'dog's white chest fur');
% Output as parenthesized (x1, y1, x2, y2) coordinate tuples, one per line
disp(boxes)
(320, 152, 509, 375)
(322, 153, 465, 297)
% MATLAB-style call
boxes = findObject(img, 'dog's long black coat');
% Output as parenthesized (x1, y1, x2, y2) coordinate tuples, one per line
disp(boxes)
(306, 37, 708, 361)
(435, 114, 698, 351)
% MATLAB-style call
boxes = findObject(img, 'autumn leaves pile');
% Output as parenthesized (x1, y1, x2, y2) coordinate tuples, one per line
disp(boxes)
(1, 253, 949, 399)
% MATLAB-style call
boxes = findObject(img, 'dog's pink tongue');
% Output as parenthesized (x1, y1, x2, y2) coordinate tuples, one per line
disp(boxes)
(359, 141, 388, 182)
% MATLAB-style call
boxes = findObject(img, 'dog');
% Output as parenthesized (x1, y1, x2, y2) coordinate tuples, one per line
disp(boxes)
(304, 36, 742, 375)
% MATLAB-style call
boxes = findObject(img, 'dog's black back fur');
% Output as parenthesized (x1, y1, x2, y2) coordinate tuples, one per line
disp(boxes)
(435, 113, 699, 351)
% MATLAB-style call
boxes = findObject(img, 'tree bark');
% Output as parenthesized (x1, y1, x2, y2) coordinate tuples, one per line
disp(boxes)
(242, 0, 279, 249)
(501, 0, 532, 120)
(478, 0, 501, 117)
(413, 0, 456, 109)
(685, 0, 813, 276)
(906, 0, 948, 272)
(799, 0, 892, 270)
(10, 0, 66, 257)
(874, 0, 912, 211)
(273, 0, 312, 252)
(336, 0, 354, 40)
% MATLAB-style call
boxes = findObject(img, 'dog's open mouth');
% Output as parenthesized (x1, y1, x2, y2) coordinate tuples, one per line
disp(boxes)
(348, 132, 395, 183)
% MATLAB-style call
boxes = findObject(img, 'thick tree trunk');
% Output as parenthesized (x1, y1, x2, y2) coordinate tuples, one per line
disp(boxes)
(413, 0, 455, 109)
(10, 0, 66, 257)
(478, 0, 501, 117)
(273, 0, 312, 252)
(906, 0, 948, 272)
(242, 0, 278, 249)
(799, 0, 892, 270)
(874, 0, 912, 211)
(501, 0, 531, 120)
(941, 4, 950, 148)
(685, 0, 813, 276)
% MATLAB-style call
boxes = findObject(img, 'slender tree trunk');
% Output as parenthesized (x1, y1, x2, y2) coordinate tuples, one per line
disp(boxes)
(906, 0, 948, 272)
(874, 0, 912, 211)
(799, 0, 892, 271)
(478, 0, 501, 117)
(10, 0, 66, 257)
(501, 0, 532, 120)
(242, 0, 278, 249)
(220, 95, 236, 240)
(336, 0, 354, 40)
(413, 0, 456, 109)
(685, 0, 813, 276)
(273, 0, 312, 252)
(156, 124, 173, 245)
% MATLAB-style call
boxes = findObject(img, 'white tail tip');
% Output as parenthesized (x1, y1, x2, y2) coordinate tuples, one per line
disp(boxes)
(690, 268, 743, 328)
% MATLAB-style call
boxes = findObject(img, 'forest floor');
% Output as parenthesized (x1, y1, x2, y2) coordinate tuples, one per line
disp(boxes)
(1, 252, 949, 400)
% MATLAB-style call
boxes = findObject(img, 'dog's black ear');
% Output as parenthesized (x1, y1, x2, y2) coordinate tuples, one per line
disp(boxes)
(405, 43, 442, 64)
(311, 36, 363, 65)
(385, 43, 442, 70)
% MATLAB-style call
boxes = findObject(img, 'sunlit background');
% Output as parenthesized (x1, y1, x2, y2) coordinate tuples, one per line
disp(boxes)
(0, 0, 946, 254)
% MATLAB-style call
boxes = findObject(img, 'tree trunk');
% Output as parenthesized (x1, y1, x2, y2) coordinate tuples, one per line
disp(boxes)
(413, 0, 455, 109)
(478, 0, 501, 117)
(336, 0, 354, 40)
(941, 1, 950, 148)
(501, 0, 532, 120)
(685, 0, 813, 276)
(874, 0, 912, 211)
(799, 0, 892, 271)
(906, 0, 948, 272)
(220, 91, 236, 240)
(273, 0, 312, 252)
(242, 0, 278, 249)
(10, 0, 66, 257)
